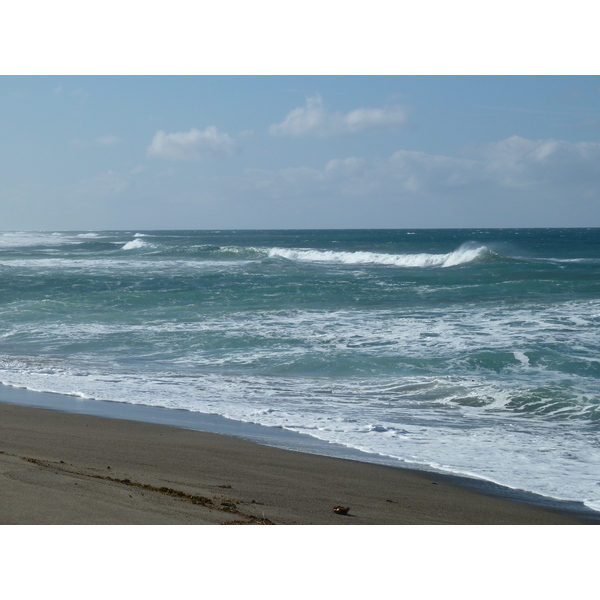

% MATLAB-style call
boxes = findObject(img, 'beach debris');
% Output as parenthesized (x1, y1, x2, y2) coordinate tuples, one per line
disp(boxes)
(333, 505, 350, 515)
(220, 499, 238, 512)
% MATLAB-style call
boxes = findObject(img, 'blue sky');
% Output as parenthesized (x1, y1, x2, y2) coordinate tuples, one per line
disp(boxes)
(2, 75, 599, 230)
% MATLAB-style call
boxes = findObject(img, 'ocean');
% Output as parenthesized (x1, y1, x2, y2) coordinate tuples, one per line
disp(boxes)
(1, 229, 599, 512)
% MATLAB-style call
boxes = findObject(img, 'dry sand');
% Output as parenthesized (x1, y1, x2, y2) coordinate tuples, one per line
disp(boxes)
(0, 402, 595, 525)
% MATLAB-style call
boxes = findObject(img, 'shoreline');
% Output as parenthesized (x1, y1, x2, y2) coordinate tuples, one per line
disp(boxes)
(0, 386, 597, 524)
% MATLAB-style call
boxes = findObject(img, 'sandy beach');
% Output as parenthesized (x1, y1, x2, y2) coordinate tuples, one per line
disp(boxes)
(0, 401, 596, 525)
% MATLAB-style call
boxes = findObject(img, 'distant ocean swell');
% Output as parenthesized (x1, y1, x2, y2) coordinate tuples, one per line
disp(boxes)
(120, 237, 493, 268)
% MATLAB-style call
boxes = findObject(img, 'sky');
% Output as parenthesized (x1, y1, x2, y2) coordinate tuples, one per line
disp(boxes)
(1, 75, 599, 230)
(2, 5, 599, 231)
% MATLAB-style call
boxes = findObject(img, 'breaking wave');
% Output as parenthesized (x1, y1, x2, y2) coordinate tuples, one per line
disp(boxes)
(121, 238, 152, 251)
(268, 243, 492, 268)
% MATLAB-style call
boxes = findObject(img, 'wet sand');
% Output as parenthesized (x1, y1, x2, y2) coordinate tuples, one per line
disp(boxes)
(0, 402, 595, 525)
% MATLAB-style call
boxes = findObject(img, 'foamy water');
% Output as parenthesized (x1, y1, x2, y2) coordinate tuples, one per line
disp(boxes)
(268, 243, 490, 267)
(1, 228, 599, 511)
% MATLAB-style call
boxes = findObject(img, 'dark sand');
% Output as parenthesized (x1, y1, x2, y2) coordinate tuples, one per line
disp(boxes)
(0, 402, 595, 525)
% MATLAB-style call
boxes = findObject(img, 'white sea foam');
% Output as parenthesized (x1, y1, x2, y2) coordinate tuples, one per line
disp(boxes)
(0, 232, 73, 248)
(122, 238, 149, 250)
(513, 351, 530, 367)
(1, 359, 599, 511)
(268, 244, 490, 268)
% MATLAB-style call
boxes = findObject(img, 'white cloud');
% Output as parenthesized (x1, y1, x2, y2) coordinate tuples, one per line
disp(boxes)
(384, 150, 480, 192)
(245, 149, 480, 197)
(240, 136, 600, 226)
(480, 135, 600, 187)
(269, 94, 409, 137)
(147, 126, 238, 160)
(361, 136, 600, 193)
(324, 157, 367, 175)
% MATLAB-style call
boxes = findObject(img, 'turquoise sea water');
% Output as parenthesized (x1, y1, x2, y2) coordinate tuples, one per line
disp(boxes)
(1, 229, 599, 510)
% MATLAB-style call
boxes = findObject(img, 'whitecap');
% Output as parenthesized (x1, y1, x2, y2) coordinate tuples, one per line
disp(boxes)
(122, 238, 148, 250)
(513, 351, 530, 367)
(268, 243, 490, 268)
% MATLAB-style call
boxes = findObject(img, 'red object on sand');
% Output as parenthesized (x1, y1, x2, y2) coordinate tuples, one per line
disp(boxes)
(333, 505, 350, 515)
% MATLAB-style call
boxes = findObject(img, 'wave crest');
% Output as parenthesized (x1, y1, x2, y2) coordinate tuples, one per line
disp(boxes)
(121, 239, 150, 251)
(268, 243, 491, 268)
